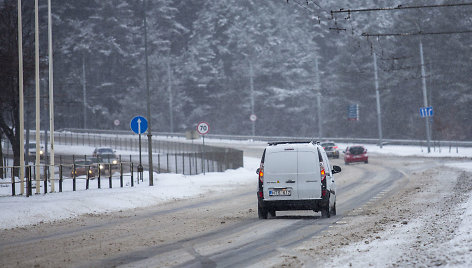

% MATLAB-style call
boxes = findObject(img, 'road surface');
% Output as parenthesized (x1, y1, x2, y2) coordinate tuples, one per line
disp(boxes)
(1, 151, 449, 267)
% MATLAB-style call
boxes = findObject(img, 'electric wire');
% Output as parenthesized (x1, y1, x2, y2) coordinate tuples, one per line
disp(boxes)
(331, 2, 472, 14)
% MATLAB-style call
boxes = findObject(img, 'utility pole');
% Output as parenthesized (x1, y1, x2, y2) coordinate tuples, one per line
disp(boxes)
(82, 55, 87, 129)
(249, 60, 255, 137)
(143, 0, 154, 186)
(315, 58, 322, 138)
(34, 0, 41, 194)
(18, 0, 25, 194)
(373, 53, 383, 148)
(419, 40, 431, 153)
(167, 59, 173, 133)
(48, 0, 55, 192)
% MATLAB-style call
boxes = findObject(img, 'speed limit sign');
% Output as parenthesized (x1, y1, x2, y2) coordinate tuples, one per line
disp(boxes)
(197, 122, 210, 135)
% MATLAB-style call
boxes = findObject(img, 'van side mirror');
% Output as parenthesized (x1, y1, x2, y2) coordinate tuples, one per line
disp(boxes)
(332, 165, 341, 174)
(256, 168, 260, 175)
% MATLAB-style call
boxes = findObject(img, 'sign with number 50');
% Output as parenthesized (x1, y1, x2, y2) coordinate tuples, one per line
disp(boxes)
(197, 122, 210, 135)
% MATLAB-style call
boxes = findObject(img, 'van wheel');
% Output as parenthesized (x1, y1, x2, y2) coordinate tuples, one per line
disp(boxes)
(258, 204, 268, 219)
(331, 202, 337, 216)
(321, 207, 330, 218)
(365, 160, 368, 164)
(269, 210, 276, 218)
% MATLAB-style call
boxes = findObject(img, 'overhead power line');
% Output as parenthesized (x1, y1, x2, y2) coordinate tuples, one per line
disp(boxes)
(362, 29, 472, 37)
(331, 2, 472, 14)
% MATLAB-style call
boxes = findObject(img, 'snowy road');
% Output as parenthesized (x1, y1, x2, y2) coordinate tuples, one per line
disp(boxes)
(1, 154, 451, 267)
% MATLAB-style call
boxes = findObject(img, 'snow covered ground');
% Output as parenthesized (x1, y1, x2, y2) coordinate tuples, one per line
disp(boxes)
(1, 139, 471, 266)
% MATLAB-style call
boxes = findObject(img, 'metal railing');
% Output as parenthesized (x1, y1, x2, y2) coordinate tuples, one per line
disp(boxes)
(0, 148, 243, 197)
(57, 128, 472, 147)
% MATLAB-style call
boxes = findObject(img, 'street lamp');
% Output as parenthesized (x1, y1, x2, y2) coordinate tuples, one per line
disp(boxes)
(143, 0, 154, 186)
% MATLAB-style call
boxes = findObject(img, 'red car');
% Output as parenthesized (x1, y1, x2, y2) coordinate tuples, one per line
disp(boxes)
(344, 145, 368, 164)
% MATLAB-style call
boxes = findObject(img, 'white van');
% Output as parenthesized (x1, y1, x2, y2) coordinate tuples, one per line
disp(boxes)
(256, 141, 341, 219)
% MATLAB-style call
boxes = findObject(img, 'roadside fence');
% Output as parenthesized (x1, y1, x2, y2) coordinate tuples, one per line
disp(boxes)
(0, 148, 243, 197)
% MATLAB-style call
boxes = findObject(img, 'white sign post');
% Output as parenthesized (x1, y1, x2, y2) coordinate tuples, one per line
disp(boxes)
(197, 122, 209, 175)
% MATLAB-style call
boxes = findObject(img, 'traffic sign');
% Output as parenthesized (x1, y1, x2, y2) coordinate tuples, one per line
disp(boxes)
(419, 106, 434, 118)
(250, 114, 257, 122)
(130, 116, 148, 134)
(348, 104, 359, 121)
(197, 122, 209, 135)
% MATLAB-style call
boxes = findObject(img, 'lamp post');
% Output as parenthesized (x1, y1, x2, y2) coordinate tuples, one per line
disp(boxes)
(48, 0, 55, 192)
(18, 0, 25, 194)
(143, 0, 154, 186)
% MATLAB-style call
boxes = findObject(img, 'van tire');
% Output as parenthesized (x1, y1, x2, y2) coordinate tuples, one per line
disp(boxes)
(321, 207, 330, 218)
(258, 204, 268, 219)
(331, 202, 337, 216)
(269, 210, 276, 218)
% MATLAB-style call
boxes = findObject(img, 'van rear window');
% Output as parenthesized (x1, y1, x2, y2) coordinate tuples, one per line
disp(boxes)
(264, 151, 297, 174)
(298, 151, 319, 174)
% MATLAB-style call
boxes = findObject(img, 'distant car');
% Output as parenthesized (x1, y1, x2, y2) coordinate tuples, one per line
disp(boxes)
(321, 141, 340, 158)
(92, 147, 119, 175)
(25, 142, 45, 158)
(71, 160, 96, 177)
(344, 145, 368, 164)
(92, 147, 118, 164)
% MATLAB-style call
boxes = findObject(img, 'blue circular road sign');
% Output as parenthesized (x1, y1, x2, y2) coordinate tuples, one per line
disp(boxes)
(130, 116, 148, 134)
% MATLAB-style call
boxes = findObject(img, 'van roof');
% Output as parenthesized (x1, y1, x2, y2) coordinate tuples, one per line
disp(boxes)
(266, 142, 317, 153)
(268, 141, 316, 146)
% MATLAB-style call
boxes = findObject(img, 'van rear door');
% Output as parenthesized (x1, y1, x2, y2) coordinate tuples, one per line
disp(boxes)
(263, 150, 299, 200)
(297, 150, 322, 199)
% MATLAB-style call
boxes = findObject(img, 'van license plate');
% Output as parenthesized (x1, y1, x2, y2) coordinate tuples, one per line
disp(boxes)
(269, 189, 291, 196)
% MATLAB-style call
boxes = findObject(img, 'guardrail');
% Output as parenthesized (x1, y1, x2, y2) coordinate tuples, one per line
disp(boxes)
(58, 128, 472, 147)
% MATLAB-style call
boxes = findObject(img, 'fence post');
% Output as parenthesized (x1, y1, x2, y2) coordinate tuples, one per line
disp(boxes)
(167, 153, 169, 172)
(182, 154, 185, 175)
(158, 154, 161, 174)
(108, 164, 112, 188)
(98, 164, 101, 189)
(86, 166, 90, 190)
(131, 162, 134, 187)
(73, 163, 76, 191)
(11, 167, 15, 196)
(175, 154, 178, 173)
(44, 164, 48, 194)
(189, 153, 192, 175)
(120, 163, 123, 188)
(213, 152, 216, 171)
(59, 164, 63, 192)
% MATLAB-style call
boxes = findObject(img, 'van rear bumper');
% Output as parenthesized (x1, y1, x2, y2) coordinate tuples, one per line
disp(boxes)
(258, 198, 327, 212)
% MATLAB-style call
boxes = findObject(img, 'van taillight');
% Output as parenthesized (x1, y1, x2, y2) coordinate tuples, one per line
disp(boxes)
(258, 164, 264, 183)
(321, 168, 327, 197)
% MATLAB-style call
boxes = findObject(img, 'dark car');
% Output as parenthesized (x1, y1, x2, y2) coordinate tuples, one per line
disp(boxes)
(92, 147, 119, 175)
(93, 147, 117, 160)
(71, 160, 96, 177)
(321, 142, 340, 158)
(344, 145, 368, 164)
